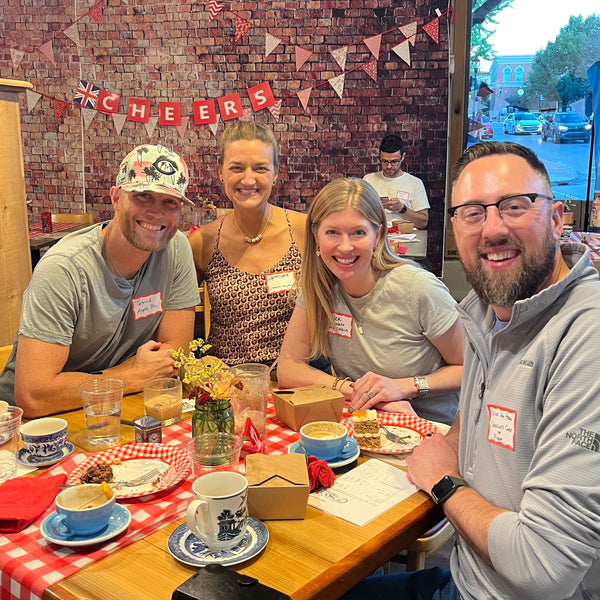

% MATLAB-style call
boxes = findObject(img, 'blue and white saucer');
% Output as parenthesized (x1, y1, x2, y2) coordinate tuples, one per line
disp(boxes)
(289, 437, 360, 469)
(40, 504, 131, 547)
(168, 517, 268, 567)
(17, 442, 74, 467)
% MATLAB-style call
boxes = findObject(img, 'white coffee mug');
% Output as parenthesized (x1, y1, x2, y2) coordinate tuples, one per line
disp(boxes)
(186, 471, 248, 551)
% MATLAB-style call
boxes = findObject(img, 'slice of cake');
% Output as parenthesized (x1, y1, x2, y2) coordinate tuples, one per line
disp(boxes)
(352, 409, 381, 449)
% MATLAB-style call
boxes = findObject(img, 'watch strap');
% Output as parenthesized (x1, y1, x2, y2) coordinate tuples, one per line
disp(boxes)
(399, 204, 407, 214)
(431, 475, 467, 505)
(413, 376, 430, 398)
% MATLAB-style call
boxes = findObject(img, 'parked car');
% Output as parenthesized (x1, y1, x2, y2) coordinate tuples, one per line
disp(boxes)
(503, 112, 543, 135)
(541, 112, 592, 143)
(480, 115, 493, 139)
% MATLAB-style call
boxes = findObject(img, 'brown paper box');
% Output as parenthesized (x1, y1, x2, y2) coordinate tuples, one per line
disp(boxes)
(246, 454, 309, 520)
(272, 385, 345, 431)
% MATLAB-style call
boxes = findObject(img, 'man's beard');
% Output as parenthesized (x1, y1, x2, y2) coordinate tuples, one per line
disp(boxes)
(118, 209, 175, 252)
(462, 228, 557, 309)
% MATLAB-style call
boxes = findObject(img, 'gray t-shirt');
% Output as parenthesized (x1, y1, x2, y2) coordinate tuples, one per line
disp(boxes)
(0, 223, 199, 402)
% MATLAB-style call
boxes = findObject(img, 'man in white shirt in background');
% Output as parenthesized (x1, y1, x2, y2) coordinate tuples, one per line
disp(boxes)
(363, 134, 430, 229)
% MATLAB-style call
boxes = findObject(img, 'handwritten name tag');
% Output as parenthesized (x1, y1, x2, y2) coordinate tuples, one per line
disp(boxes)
(487, 404, 517, 450)
(328, 312, 353, 339)
(132, 292, 163, 320)
(265, 270, 297, 294)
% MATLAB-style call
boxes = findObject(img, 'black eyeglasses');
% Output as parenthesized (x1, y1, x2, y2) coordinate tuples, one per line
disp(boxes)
(448, 193, 554, 228)
(380, 158, 401, 166)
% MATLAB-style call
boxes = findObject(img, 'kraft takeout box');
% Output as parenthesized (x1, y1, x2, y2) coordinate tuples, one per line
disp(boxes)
(246, 453, 309, 520)
(272, 385, 345, 431)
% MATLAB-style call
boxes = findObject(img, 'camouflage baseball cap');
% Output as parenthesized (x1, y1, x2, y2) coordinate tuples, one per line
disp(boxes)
(115, 144, 193, 205)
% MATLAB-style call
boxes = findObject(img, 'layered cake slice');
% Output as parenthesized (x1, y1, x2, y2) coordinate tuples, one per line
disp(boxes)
(351, 409, 381, 449)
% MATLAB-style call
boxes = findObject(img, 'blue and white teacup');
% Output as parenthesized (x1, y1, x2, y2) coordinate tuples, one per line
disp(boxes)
(20, 417, 68, 461)
(55, 484, 116, 536)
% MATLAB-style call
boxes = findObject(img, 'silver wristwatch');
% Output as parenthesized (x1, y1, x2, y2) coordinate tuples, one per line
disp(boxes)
(414, 376, 430, 398)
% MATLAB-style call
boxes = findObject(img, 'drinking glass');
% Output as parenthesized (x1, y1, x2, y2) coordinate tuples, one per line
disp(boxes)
(78, 379, 125, 446)
(0, 406, 23, 482)
(231, 363, 270, 438)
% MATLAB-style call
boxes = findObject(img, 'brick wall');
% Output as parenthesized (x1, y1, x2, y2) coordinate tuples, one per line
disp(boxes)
(1, 0, 448, 273)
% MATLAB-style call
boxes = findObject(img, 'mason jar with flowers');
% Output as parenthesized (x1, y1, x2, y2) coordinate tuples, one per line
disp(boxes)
(170, 339, 241, 436)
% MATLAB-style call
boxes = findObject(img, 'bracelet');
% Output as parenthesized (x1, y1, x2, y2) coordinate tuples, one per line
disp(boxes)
(332, 376, 351, 391)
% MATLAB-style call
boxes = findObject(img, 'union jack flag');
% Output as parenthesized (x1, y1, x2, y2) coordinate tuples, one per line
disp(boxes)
(74, 80, 99, 109)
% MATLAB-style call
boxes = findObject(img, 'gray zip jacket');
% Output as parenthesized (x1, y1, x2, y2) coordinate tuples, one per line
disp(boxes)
(452, 243, 600, 600)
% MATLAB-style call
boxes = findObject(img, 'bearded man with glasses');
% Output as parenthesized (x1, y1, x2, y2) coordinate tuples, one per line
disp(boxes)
(341, 142, 600, 600)
(363, 134, 430, 229)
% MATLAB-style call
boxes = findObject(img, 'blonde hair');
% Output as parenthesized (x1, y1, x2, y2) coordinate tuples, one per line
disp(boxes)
(302, 177, 407, 359)
(218, 121, 279, 172)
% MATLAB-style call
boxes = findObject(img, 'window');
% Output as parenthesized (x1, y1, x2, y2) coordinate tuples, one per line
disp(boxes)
(502, 66, 511, 83)
(515, 66, 523, 83)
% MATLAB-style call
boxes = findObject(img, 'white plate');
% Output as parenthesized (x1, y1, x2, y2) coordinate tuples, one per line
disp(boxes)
(168, 517, 268, 567)
(288, 437, 360, 469)
(17, 442, 74, 467)
(66, 443, 190, 499)
(40, 504, 131, 547)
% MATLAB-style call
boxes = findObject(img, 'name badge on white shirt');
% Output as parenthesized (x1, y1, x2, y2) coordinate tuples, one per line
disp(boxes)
(487, 404, 517, 450)
(395, 190, 410, 204)
(132, 292, 163, 320)
(265, 270, 297, 294)
(329, 312, 353, 339)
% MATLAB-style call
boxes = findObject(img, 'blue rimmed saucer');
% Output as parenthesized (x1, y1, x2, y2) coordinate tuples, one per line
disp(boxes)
(40, 504, 131, 547)
(168, 517, 268, 567)
(17, 442, 74, 467)
(289, 437, 360, 469)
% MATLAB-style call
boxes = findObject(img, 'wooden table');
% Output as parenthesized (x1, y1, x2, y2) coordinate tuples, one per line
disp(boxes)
(40, 395, 440, 600)
(29, 222, 89, 268)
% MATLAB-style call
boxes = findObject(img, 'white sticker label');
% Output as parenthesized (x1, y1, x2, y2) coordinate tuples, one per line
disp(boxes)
(328, 312, 353, 339)
(487, 404, 517, 450)
(265, 270, 297, 294)
(395, 190, 410, 202)
(132, 292, 163, 320)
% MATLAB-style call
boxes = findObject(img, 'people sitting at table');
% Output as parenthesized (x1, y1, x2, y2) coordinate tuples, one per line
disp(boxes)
(189, 121, 306, 367)
(277, 177, 462, 425)
(0, 144, 199, 418)
(342, 142, 600, 600)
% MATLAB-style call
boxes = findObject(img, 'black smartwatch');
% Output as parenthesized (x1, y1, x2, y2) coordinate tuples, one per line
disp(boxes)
(399, 204, 408, 214)
(431, 476, 467, 506)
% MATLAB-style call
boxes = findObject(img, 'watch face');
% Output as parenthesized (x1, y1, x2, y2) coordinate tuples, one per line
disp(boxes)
(432, 477, 454, 503)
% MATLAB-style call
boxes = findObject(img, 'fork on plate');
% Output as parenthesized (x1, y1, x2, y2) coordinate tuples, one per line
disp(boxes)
(112, 467, 160, 487)
(380, 424, 411, 444)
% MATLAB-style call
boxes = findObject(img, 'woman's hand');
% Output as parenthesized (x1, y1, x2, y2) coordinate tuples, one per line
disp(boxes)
(350, 372, 417, 415)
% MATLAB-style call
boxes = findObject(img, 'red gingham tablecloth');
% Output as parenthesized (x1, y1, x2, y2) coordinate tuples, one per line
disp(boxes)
(569, 231, 600, 260)
(28, 221, 80, 239)
(0, 402, 301, 600)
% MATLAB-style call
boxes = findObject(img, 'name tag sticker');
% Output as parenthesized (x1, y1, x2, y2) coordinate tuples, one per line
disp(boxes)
(132, 292, 163, 320)
(265, 271, 297, 294)
(395, 190, 410, 202)
(487, 404, 517, 450)
(329, 312, 353, 339)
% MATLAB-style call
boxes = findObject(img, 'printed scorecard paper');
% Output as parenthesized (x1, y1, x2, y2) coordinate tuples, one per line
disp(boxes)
(307, 459, 418, 526)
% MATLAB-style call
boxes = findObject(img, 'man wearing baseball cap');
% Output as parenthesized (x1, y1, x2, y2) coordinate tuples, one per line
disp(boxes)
(0, 144, 200, 418)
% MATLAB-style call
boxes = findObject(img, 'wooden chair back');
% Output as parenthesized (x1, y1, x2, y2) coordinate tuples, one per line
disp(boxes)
(195, 284, 211, 338)
(51, 213, 94, 225)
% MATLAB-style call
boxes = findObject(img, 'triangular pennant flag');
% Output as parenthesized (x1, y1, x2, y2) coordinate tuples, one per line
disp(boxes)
(54, 99, 68, 122)
(328, 73, 345, 99)
(360, 57, 378, 82)
(476, 82, 493, 99)
(297, 87, 312, 111)
(81, 107, 97, 129)
(144, 116, 158, 137)
(234, 15, 252, 43)
(330, 47, 348, 71)
(64, 24, 80, 47)
(112, 112, 127, 134)
(422, 18, 439, 44)
(364, 34, 381, 59)
(467, 117, 481, 134)
(399, 21, 417, 46)
(10, 49, 25, 70)
(295, 46, 313, 71)
(26, 90, 42, 112)
(265, 32, 281, 57)
(267, 98, 282, 121)
(392, 40, 411, 66)
(176, 116, 190, 138)
(208, 0, 223, 20)
(39, 41, 55, 65)
(88, 1, 104, 25)
(209, 117, 220, 136)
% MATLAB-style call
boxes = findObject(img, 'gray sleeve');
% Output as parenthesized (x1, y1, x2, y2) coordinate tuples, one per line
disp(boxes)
(164, 232, 200, 310)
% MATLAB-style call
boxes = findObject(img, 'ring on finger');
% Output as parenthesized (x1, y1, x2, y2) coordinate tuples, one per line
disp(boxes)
(366, 389, 375, 399)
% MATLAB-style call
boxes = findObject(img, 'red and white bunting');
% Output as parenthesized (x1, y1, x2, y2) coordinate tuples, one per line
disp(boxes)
(330, 46, 348, 71)
(234, 15, 252, 43)
(265, 32, 281, 57)
(399, 21, 417, 46)
(360, 57, 378, 82)
(297, 87, 312, 111)
(144, 115, 159, 137)
(112, 113, 127, 135)
(423, 18, 439, 44)
(81, 107, 97, 129)
(328, 73, 345, 99)
(54, 99, 68, 122)
(10, 49, 25, 69)
(26, 90, 42, 112)
(392, 40, 411, 66)
(364, 34, 381, 59)
(295, 46, 313, 71)
(208, 0, 224, 20)
(39, 41, 55, 65)
(177, 116, 190, 138)
(64, 24, 80, 48)
(88, 1, 104, 25)
(267, 98, 282, 121)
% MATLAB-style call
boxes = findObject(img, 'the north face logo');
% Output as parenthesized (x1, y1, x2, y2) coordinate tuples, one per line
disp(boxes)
(566, 427, 600, 452)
